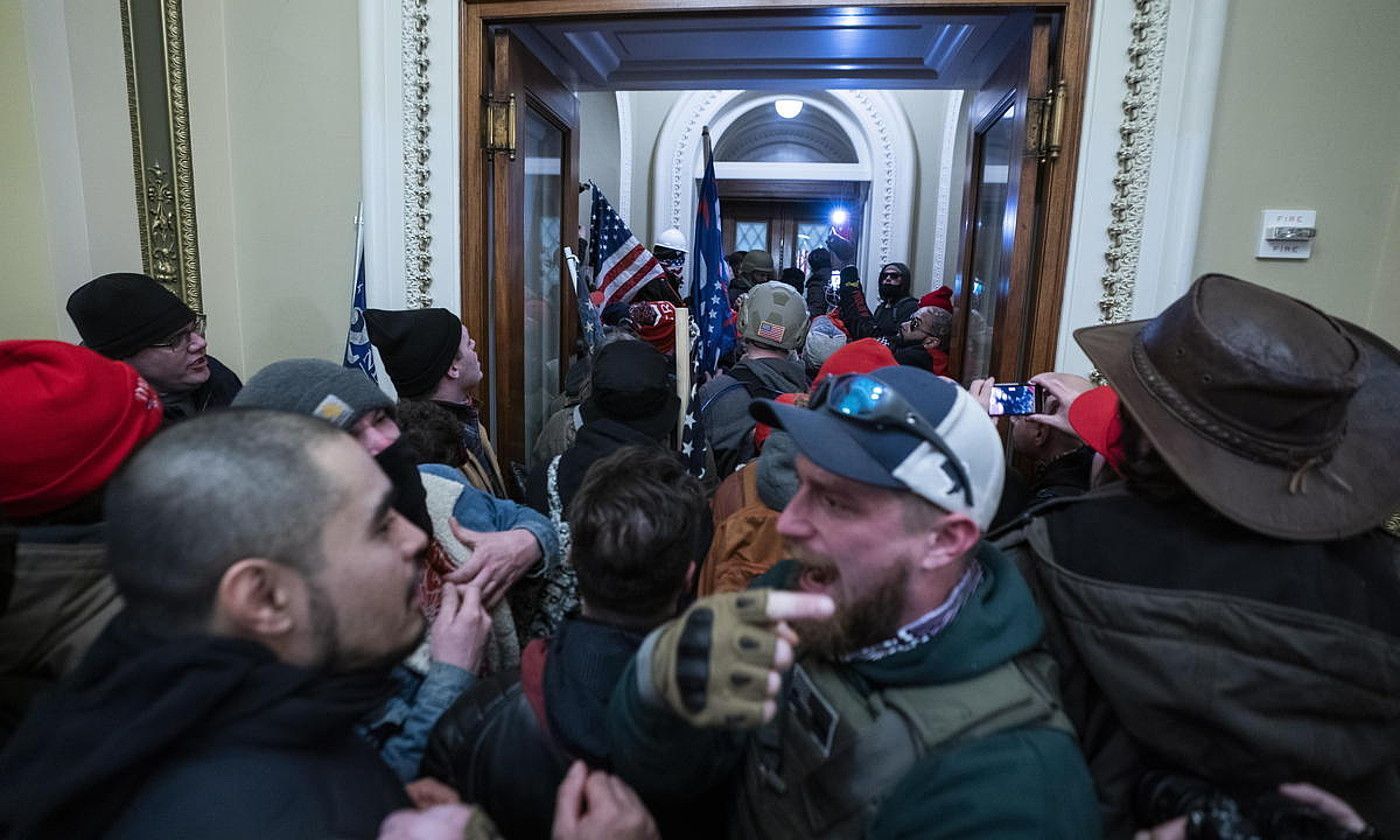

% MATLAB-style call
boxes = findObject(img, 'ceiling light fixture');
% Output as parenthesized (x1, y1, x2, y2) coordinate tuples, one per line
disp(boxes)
(774, 99, 804, 119)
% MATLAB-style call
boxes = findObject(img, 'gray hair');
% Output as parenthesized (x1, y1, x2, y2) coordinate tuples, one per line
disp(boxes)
(105, 410, 348, 634)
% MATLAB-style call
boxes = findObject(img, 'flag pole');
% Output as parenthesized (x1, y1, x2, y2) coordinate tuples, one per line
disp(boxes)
(675, 305, 692, 443)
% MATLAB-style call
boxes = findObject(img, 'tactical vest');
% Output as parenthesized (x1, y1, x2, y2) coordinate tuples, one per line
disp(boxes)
(734, 650, 1074, 839)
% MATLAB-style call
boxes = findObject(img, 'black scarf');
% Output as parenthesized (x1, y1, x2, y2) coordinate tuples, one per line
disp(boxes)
(0, 614, 394, 839)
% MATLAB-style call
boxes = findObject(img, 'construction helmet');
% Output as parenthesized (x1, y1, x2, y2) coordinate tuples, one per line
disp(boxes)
(653, 227, 688, 254)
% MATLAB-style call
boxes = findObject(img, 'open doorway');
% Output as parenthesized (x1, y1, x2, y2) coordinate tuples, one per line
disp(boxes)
(461, 3, 1090, 468)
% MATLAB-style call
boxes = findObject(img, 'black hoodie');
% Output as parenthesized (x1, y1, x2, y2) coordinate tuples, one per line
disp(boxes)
(0, 614, 407, 839)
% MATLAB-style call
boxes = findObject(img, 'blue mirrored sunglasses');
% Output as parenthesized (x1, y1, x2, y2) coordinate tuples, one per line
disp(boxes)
(808, 373, 973, 507)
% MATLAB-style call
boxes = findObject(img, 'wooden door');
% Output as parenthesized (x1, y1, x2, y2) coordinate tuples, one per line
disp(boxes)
(485, 30, 579, 472)
(949, 14, 1060, 385)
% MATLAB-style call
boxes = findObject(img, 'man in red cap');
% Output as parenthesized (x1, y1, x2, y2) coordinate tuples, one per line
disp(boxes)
(0, 341, 165, 741)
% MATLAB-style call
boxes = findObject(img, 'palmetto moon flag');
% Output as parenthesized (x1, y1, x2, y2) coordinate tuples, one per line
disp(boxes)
(343, 205, 377, 379)
(588, 185, 667, 307)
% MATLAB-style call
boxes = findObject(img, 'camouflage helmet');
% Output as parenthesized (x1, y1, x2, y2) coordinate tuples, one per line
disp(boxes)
(738, 282, 809, 352)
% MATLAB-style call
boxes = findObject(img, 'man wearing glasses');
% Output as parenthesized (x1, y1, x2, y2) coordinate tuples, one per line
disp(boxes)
(606, 366, 1100, 838)
(67, 272, 242, 425)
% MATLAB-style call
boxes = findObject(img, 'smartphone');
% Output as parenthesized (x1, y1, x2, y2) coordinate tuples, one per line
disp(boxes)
(988, 382, 1041, 417)
(828, 268, 840, 290)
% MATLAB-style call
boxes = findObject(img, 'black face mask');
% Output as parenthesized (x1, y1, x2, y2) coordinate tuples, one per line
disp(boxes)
(878, 280, 905, 302)
(374, 438, 432, 539)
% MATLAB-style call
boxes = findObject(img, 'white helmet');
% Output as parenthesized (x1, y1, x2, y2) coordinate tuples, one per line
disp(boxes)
(653, 227, 688, 254)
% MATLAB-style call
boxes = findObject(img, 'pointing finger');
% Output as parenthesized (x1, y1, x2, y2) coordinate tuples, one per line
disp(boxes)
(764, 591, 835, 624)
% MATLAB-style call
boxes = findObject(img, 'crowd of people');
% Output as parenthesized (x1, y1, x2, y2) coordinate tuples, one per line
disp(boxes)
(0, 261, 1396, 839)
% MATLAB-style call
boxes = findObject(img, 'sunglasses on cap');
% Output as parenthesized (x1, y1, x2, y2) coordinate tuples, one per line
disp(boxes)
(808, 373, 973, 508)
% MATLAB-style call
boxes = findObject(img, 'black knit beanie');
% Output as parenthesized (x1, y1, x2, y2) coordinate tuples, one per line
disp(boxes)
(364, 308, 462, 397)
(66, 273, 196, 359)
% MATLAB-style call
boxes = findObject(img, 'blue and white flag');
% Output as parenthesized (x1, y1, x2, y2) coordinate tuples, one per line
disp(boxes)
(343, 204, 377, 378)
(680, 129, 736, 479)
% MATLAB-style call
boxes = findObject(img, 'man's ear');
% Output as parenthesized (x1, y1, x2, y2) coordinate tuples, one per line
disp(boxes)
(213, 558, 303, 640)
(919, 514, 981, 571)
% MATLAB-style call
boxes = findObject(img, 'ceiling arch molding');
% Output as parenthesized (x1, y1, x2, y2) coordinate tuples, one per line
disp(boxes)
(652, 89, 915, 293)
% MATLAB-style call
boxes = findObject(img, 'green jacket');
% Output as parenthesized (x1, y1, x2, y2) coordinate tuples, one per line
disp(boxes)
(607, 543, 1101, 839)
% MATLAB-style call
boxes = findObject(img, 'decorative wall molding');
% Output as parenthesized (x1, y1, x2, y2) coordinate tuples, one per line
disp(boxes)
(616, 91, 633, 221)
(401, 0, 433, 307)
(1055, 0, 1225, 374)
(932, 89, 964, 288)
(1098, 0, 1171, 325)
(653, 89, 914, 292)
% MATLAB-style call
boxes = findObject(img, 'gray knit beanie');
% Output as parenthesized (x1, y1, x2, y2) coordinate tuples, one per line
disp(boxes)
(233, 358, 394, 430)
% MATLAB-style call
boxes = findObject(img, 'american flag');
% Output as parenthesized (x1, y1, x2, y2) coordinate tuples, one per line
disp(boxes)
(680, 129, 737, 479)
(566, 246, 604, 353)
(588, 185, 666, 307)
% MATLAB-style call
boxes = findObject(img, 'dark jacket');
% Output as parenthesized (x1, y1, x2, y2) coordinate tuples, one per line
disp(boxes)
(1, 524, 119, 745)
(0, 614, 408, 839)
(997, 484, 1400, 838)
(607, 544, 1102, 839)
(697, 356, 809, 477)
(161, 355, 242, 425)
(525, 419, 665, 518)
(423, 618, 661, 840)
(837, 270, 918, 342)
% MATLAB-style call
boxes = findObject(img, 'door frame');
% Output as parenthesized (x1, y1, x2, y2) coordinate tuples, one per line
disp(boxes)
(460, 0, 1093, 448)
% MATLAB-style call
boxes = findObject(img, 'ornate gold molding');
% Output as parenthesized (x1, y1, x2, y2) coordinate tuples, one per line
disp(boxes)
(1099, 0, 1171, 326)
(121, 0, 203, 312)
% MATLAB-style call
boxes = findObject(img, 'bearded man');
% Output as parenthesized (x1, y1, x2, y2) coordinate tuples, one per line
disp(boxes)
(605, 366, 1101, 839)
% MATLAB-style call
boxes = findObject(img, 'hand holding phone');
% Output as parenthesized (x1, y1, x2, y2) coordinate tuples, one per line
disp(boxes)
(988, 382, 1042, 417)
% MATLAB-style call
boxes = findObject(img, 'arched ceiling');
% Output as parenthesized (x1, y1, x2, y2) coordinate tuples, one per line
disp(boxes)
(713, 104, 859, 164)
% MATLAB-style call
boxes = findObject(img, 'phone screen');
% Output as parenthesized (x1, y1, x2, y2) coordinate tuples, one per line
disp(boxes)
(828, 269, 840, 290)
(988, 383, 1040, 417)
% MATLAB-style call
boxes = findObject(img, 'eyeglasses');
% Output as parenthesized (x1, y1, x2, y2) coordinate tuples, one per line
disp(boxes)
(808, 373, 973, 507)
(150, 315, 207, 350)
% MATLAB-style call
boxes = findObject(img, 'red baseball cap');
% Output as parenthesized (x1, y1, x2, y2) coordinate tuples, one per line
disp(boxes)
(810, 338, 897, 391)
(1, 341, 165, 518)
(1068, 385, 1127, 473)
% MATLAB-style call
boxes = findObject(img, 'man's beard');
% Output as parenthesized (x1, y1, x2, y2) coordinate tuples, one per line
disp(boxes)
(789, 547, 908, 659)
(878, 282, 904, 302)
(307, 577, 427, 673)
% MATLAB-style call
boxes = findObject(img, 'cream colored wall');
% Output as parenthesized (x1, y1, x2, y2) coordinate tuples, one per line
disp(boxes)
(1192, 0, 1400, 346)
(187, 0, 363, 378)
(2, 1, 360, 377)
(0, 3, 55, 340)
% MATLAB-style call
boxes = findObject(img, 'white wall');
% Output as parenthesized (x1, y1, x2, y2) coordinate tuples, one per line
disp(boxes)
(1192, 0, 1400, 346)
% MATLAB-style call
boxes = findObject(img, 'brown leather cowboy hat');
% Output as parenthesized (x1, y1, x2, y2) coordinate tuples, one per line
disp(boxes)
(1075, 273, 1400, 541)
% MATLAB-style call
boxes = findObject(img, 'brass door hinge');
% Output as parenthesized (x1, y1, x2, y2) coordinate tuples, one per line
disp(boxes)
(1026, 79, 1066, 163)
(484, 93, 516, 160)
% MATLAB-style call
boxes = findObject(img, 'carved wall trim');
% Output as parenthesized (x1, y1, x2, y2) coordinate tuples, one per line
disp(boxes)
(932, 89, 963, 289)
(402, 0, 433, 307)
(616, 91, 634, 222)
(1099, 0, 1171, 324)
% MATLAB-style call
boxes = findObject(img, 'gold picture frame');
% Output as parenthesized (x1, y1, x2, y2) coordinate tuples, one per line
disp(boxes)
(120, 0, 202, 312)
